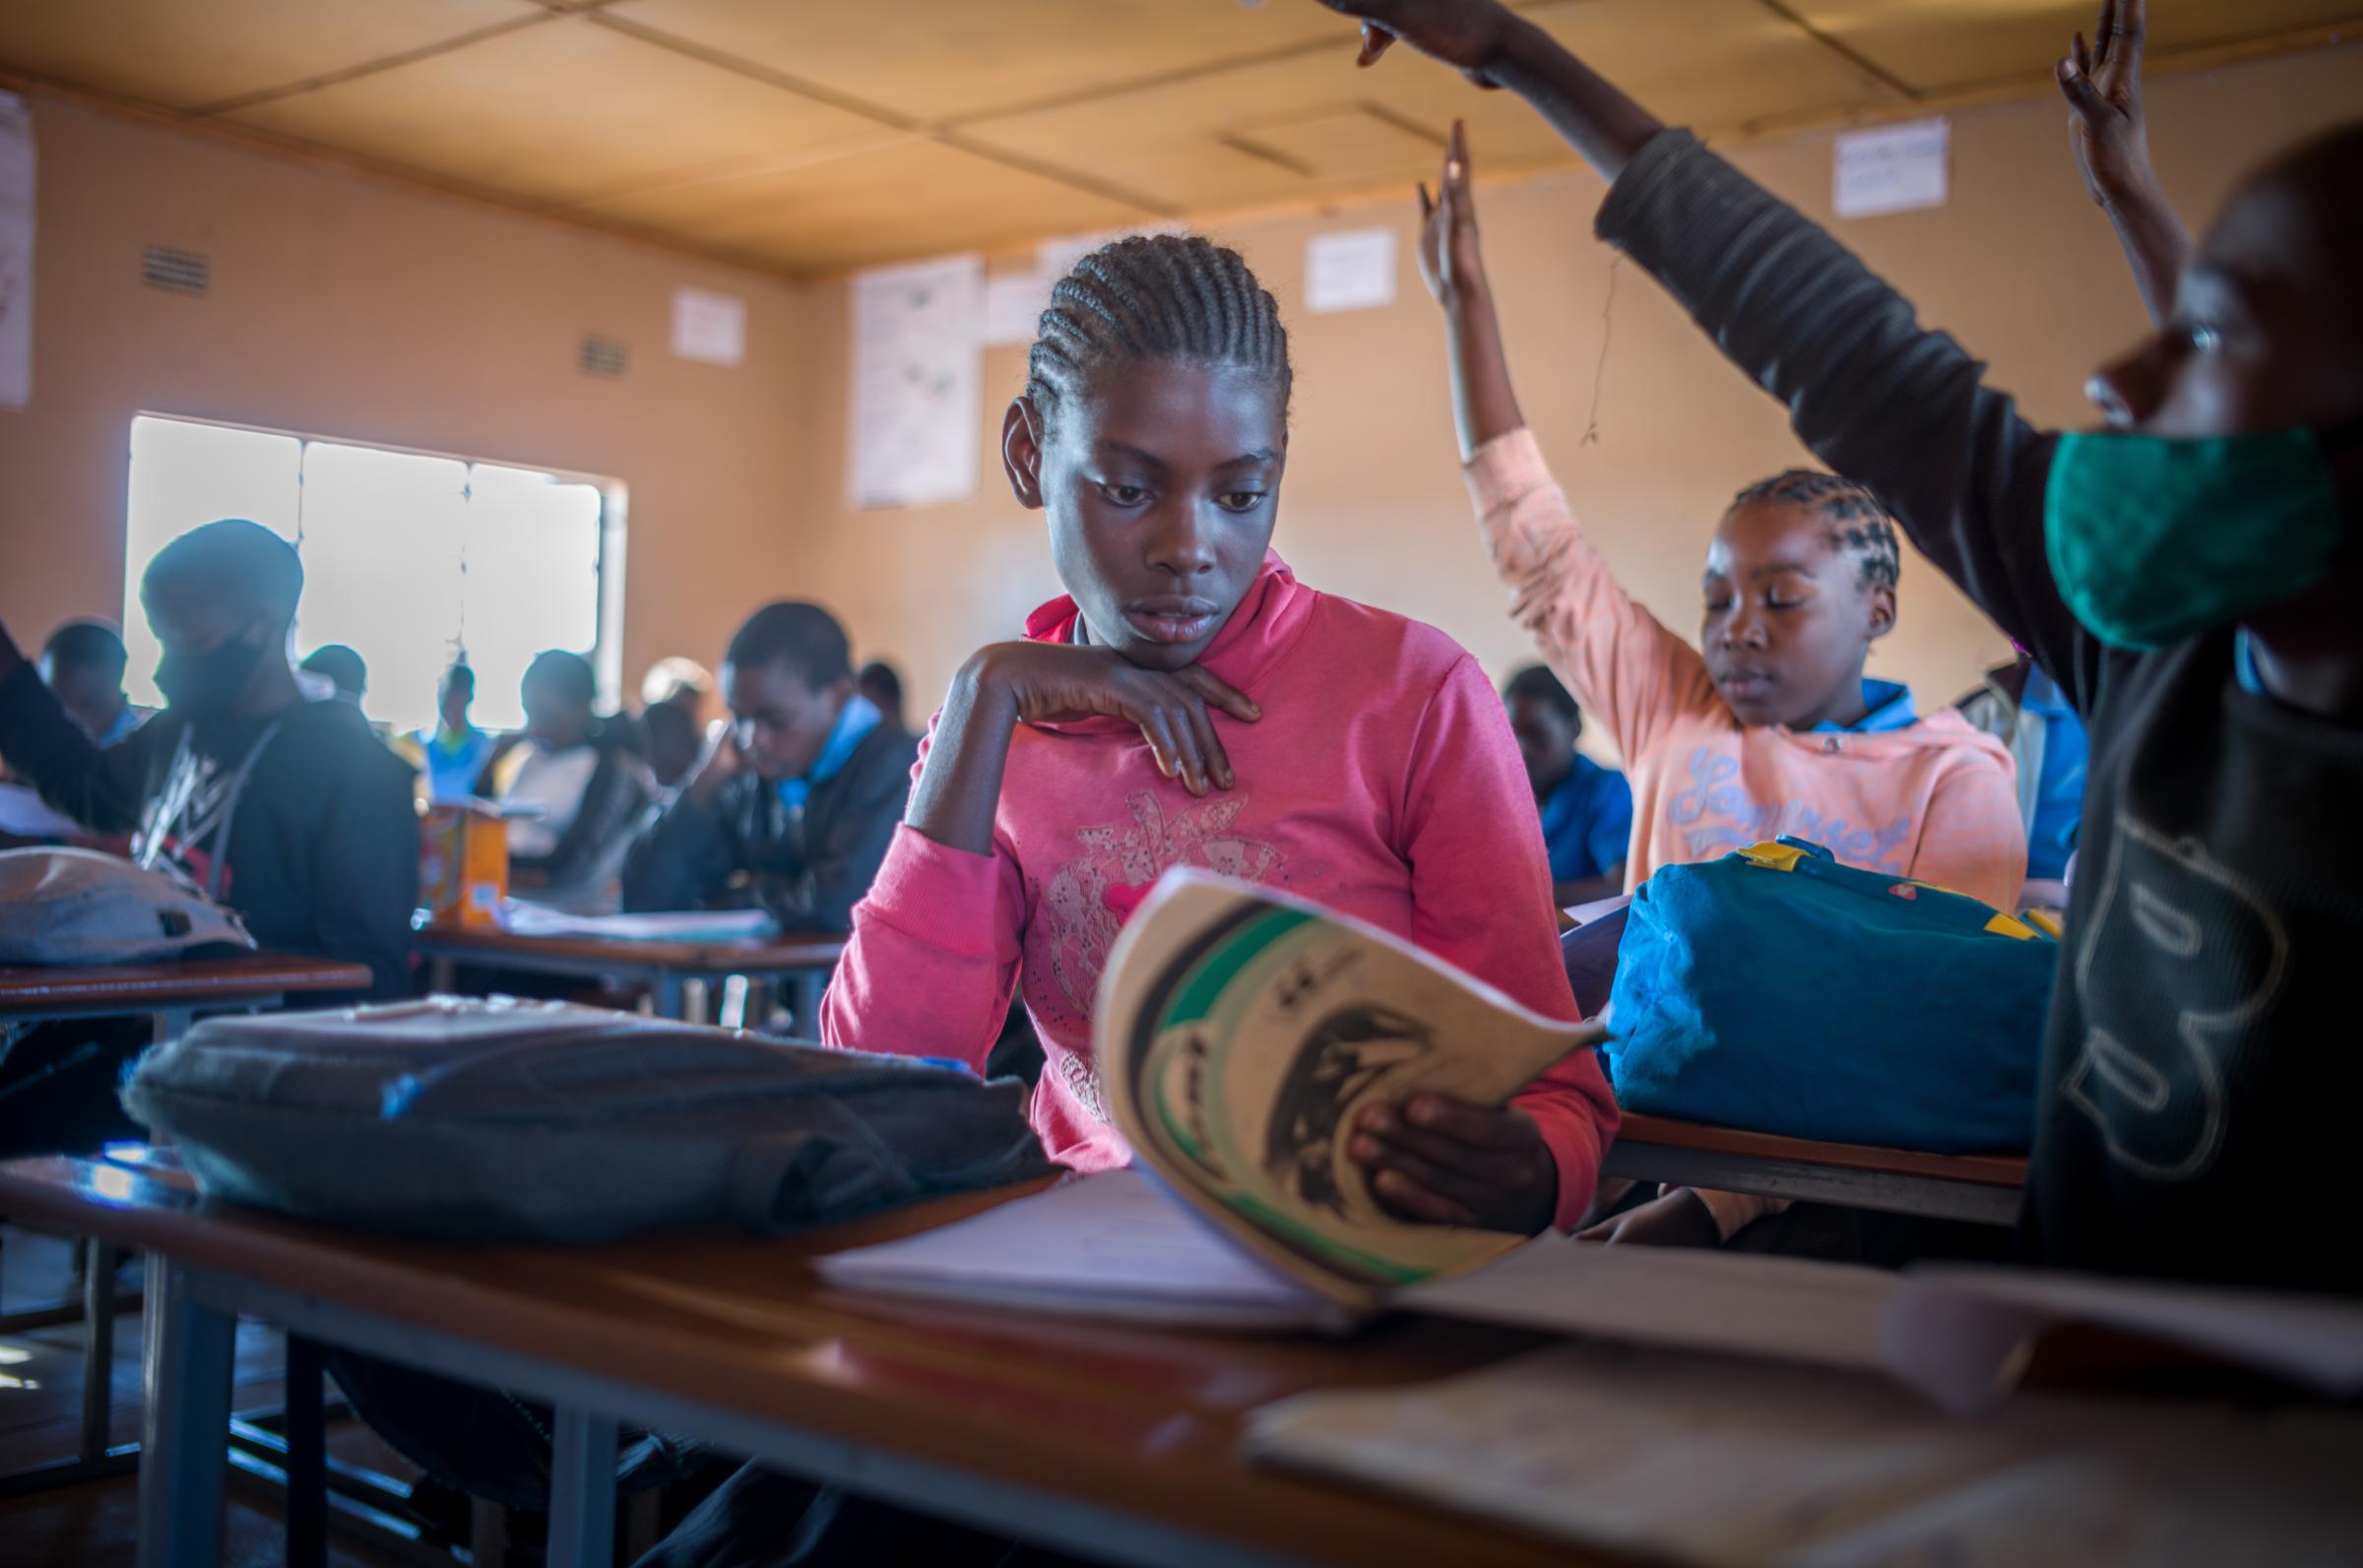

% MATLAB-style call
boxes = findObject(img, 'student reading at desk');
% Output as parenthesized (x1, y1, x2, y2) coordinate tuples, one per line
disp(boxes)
(621, 601, 918, 934)
(494, 650, 655, 912)
(823, 233, 1616, 1238)
(1323, 0, 2363, 1293)
(0, 520, 417, 998)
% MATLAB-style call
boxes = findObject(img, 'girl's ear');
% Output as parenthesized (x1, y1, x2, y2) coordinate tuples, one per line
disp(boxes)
(1002, 397, 1047, 511)
(1866, 582, 1898, 641)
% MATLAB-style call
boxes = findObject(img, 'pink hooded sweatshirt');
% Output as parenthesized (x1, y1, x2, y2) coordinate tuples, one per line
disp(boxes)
(822, 552, 1619, 1231)
(1468, 429, 2025, 911)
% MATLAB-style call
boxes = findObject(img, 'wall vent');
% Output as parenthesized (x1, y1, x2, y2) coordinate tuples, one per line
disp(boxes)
(579, 336, 628, 378)
(142, 245, 209, 296)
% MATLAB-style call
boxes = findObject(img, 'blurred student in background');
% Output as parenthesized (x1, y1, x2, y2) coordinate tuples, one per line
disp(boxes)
(1502, 662, 1630, 908)
(857, 659, 909, 737)
(497, 649, 654, 910)
(624, 602, 916, 933)
(398, 661, 496, 803)
(300, 644, 368, 711)
(39, 620, 146, 747)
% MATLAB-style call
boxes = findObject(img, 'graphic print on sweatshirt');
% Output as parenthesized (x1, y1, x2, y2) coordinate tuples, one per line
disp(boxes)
(138, 744, 241, 899)
(1666, 747, 1912, 872)
(1035, 791, 1287, 1124)
(2064, 813, 2288, 1183)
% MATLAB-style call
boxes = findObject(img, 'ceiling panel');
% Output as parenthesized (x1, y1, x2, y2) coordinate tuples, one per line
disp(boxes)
(1794, 0, 2363, 93)
(602, 0, 1355, 124)
(956, 0, 1903, 214)
(0, 0, 543, 110)
(222, 15, 891, 206)
(568, 139, 1150, 275)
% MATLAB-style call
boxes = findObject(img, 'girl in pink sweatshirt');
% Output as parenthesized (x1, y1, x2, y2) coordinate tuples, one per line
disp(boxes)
(823, 234, 1617, 1236)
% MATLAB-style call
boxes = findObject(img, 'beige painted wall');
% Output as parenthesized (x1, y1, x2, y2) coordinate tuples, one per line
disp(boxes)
(791, 41, 2363, 763)
(0, 98, 811, 704)
(3, 42, 2358, 760)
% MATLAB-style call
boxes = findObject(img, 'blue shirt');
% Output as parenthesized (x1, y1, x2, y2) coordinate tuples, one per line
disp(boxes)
(2018, 667, 2087, 881)
(777, 695, 882, 811)
(415, 724, 494, 803)
(1809, 677, 1919, 735)
(1538, 753, 1634, 885)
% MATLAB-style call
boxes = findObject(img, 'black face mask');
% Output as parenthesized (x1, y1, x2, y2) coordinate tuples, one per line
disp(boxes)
(155, 628, 266, 723)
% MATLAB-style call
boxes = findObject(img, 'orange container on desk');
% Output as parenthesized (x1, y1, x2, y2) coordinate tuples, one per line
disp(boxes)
(418, 800, 509, 930)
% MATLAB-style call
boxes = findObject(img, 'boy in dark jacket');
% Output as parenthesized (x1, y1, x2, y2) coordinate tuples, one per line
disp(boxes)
(622, 602, 916, 934)
(0, 520, 418, 998)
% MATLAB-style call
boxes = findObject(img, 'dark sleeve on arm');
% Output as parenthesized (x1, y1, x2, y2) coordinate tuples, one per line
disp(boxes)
(757, 735, 917, 935)
(619, 793, 739, 913)
(1595, 130, 2098, 705)
(516, 752, 652, 891)
(313, 750, 421, 1000)
(0, 661, 154, 832)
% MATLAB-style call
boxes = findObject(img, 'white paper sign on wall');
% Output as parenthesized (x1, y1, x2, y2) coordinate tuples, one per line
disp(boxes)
(848, 253, 983, 512)
(1833, 117, 1949, 220)
(671, 286, 746, 367)
(0, 91, 33, 410)
(1305, 227, 1398, 314)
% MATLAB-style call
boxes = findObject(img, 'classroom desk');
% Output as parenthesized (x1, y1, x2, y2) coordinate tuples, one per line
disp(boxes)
(412, 926, 846, 1030)
(0, 1156, 1599, 1568)
(0, 953, 371, 1497)
(1600, 1111, 2029, 1226)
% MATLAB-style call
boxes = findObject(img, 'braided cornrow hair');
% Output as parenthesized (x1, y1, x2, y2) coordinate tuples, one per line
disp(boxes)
(1728, 469, 1902, 590)
(1025, 234, 1292, 436)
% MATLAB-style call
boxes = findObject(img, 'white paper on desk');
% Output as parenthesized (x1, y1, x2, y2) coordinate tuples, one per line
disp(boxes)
(815, 1168, 1351, 1331)
(1834, 117, 1948, 219)
(0, 91, 32, 409)
(671, 286, 745, 367)
(0, 782, 83, 839)
(1244, 1341, 2363, 1567)
(1403, 1237, 1895, 1374)
(1562, 892, 1631, 926)
(495, 904, 779, 943)
(1884, 1265, 2363, 1416)
(848, 253, 982, 511)
(1304, 227, 1396, 314)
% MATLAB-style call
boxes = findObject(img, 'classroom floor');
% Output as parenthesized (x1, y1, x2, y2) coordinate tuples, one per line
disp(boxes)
(0, 1226, 421, 1568)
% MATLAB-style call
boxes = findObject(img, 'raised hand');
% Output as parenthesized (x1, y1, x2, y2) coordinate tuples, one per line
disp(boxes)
(1415, 119, 1487, 306)
(976, 641, 1259, 797)
(2057, 0, 2157, 210)
(1319, 0, 1521, 84)
(2054, 0, 2188, 326)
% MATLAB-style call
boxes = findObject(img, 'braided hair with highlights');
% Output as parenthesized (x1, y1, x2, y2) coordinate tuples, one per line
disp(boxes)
(1728, 470, 1902, 591)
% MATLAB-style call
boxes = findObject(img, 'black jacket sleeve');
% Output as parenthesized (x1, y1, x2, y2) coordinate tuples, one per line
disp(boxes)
(311, 743, 422, 1000)
(0, 661, 160, 833)
(512, 747, 654, 894)
(1594, 130, 2102, 713)
(619, 790, 741, 913)
(756, 729, 917, 935)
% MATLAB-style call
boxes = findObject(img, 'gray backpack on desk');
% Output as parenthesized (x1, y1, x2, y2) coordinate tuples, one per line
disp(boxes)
(0, 847, 255, 964)
(122, 996, 1055, 1241)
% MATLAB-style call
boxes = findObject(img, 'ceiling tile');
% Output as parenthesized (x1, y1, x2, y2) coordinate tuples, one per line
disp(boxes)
(1793, 0, 2363, 94)
(220, 15, 892, 206)
(956, 0, 1904, 213)
(0, 0, 543, 110)
(568, 139, 1148, 275)
(602, 0, 1355, 124)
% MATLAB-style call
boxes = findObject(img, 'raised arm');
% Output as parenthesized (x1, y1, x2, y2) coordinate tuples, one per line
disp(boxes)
(2057, 0, 2191, 327)
(0, 630, 153, 833)
(1417, 120, 1522, 460)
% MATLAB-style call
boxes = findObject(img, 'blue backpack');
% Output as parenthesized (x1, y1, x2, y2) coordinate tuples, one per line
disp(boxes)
(1604, 838, 2058, 1153)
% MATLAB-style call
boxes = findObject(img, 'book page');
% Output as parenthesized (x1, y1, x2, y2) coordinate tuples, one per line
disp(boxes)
(1098, 869, 1599, 1308)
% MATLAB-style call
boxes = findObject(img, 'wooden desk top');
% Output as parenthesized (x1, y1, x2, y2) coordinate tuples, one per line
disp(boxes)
(412, 925, 847, 972)
(0, 1156, 1592, 1567)
(1613, 1112, 2030, 1189)
(0, 952, 373, 1016)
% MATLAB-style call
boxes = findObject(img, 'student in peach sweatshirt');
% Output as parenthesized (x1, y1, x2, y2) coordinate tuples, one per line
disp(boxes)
(1418, 123, 2024, 1249)
(1420, 123, 2024, 916)
(823, 233, 1617, 1239)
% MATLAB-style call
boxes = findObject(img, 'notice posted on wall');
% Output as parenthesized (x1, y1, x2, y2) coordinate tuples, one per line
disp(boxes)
(849, 253, 983, 511)
(1305, 227, 1397, 315)
(0, 91, 32, 409)
(671, 286, 746, 367)
(1833, 117, 1949, 220)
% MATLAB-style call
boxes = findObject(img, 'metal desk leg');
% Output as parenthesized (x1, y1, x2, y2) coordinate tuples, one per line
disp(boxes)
(788, 970, 826, 1040)
(137, 1261, 234, 1568)
(546, 1407, 618, 1568)
(154, 1008, 194, 1044)
(428, 956, 457, 994)
(652, 972, 686, 1021)
(283, 1335, 328, 1568)
(80, 1241, 121, 1464)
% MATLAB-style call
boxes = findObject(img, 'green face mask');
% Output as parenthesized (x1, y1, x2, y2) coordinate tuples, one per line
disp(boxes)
(2044, 428, 2350, 651)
